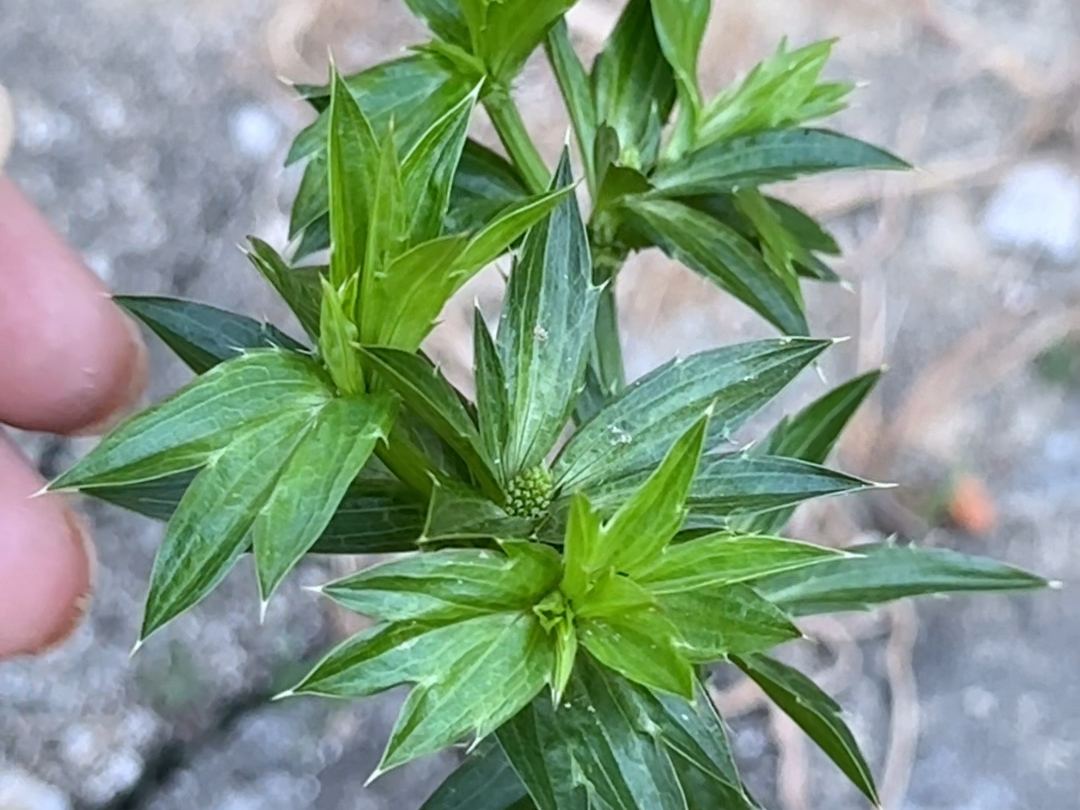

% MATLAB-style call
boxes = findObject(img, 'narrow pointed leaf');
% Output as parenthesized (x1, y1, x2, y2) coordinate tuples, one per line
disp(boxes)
(624, 196, 808, 335)
(579, 610, 695, 699)
(640, 531, 843, 594)
(327, 66, 379, 288)
(363, 346, 498, 495)
(447, 140, 530, 234)
(52, 351, 332, 490)
(320, 542, 561, 622)
(754, 542, 1049, 616)
(592, 0, 676, 167)
(601, 416, 707, 576)
(456, 186, 574, 273)
(733, 653, 880, 806)
(560, 492, 603, 603)
(496, 698, 589, 810)
(289, 152, 328, 238)
(141, 411, 312, 639)
(402, 0, 471, 49)
(661, 583, 801, 661)
(574, 571, 655, 619)
(554, 338, 831, 491)
(474, 308, 510, 483)
(420, 740, 531, 810)
(768, 196, 841, 255)
(544, 21, 597, 187)
(245, 238, 324, 341)
(652, 128, 909, 196)
(319, 276, 365, 395)
(379, 613, 553, 772)
(651, 0, 709, 108)
(497, 152, 601, 475)
(253, 394, 393, 600)
(360, 130, 405, 334)
(470, 0, 576, 82)
(116, 296, 305, 374)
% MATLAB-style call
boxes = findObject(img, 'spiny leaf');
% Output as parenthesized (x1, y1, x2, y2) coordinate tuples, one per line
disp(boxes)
(320, 542, 561, 623)
(116, 295, 305, 375)
(362, 346, 498, 496)
(141, 410, 313, 639)
(447, 139, 530, 234)
(497, 151, 600, 477)
(600, 416, 708, 577)
(496, 696, 589, 810)
(560, 492, 603, 603)
(733, 653, 880, 806)
(623, 196, 808, 335)
(554, 337, 831, 491)
(319, 276, 365, 395)
(639, 531, 843, 594)
(403, 0, 471, 50)
(754, 542, 1049, 616)
(573, 571, 655, 619)
(246, 239, 323, 341)
(456, 185, 574, 273)
(545, 21, 598, 188)
(579, 608, 695, 699)
(327, 65, 378, 289)
(359, 128, 405, 334)
(474, 308, 510, 484)
(253, 393, 393, 602)
(423, 480, 534, 542)
(651, 128, 909, 197)
(51, 351, 332, 490)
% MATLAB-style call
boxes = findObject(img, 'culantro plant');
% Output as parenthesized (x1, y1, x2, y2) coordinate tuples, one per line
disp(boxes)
(52, 1, 1049, 807)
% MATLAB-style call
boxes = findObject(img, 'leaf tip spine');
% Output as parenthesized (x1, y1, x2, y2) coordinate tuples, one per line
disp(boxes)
(271, 689, 296, 702)
(129, 638, 145, 659)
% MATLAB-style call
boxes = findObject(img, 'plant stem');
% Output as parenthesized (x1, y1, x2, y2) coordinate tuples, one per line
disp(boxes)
(484, 92, 550, 195)
(377, 425, 436, 499)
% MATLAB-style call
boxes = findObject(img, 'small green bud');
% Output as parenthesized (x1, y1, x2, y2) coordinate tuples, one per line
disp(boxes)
(504, 465, 554, 521)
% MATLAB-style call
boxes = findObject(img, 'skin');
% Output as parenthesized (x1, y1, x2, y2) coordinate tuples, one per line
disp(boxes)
(0, 107, 149, 658)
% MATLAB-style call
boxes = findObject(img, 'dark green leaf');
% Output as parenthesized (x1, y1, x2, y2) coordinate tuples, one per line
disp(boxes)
(420, 740, 531, 810)
(116, 296, 305, 374)
(456, 186, 574, 273)
(246, 239, 324, 340)
(661, 583, 802, 661)
(474, 308, 510, 484)
(639, 531, 843, 594)
(320, 542, 561, 622)
(755, 542, 1049, 616)
(769, 196, 841, 255)
(141, 410, 313, 639)
(496, 696, 589, 810)
(253, 394, 393, 602)
(733, 653, 880, 806)
(363, 346, 498, 495)
(624, 196, 808, 335)
(446, 140, 530, 234)
(52, 351, 332, 490)
(423, 480, 533, 542)
(290, 152, 328, 239)
(545, 21, 598, 188)
(592, 0, 675, 171)
(554, 338, 831, 491)
(651, 128, 909, 196)
(497, 152, 601, 476)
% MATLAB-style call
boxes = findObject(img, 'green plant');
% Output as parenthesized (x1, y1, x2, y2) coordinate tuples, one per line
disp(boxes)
(52, 1, 1048, 807)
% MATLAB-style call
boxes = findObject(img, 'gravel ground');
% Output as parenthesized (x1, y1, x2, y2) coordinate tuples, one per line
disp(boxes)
(1, 0, 1077, 808)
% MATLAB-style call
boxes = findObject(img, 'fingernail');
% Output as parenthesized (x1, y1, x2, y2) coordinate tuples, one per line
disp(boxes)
(31, 505, 96, 654)
(72, 312, 149, 437)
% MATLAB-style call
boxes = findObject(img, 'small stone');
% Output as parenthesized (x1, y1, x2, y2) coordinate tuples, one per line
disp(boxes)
(0, 768, 72, 810)
(982, 161, 1080, 263)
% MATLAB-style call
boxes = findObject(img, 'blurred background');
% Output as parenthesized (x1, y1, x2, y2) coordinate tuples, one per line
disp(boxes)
(1, 0, 1078, 808)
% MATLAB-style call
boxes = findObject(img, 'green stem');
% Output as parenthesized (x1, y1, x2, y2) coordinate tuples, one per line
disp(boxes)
(377, 424, 436, 500)
(484, 92, 550, 195)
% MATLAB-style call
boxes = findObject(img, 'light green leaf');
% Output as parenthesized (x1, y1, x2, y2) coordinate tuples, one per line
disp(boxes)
(474, 308, 510, 484)
(641, 531, 842, 595)
(662, 583, 802, 661)
(544, 21, 598, 188)
(402, 84, 481, 245)
(379, 612, 552, 773)
(699, 39, 854, 146)
(733, 653, 880, 806)
(591, 0, 675, 172)
(360, 129, 405, 332)
(362, 346, 498, 496)
(651, 0, 709, 112)
(560, 492, 603, 603)
(550, 617, 577, 705)
(320, 542, 561, 622)
(624, 196, 808, 335)
(467, 0, 576, 82)
(319, 276, 365, 395)
(600, 416, 707, 577)
(253, 394, 393, 602)
(651, 128, 910, 196)
(246, 238, 324, 341)
(51, 351, 332, 490)
(141, 410, 312, 639)
(574, 571, 655, 619)
(423, 480, 534, 542)
(420, 740, 532, 810)
(685, 453, 877, 529)
(754, 542, 1049, 616)
(116, 296, 305, 375)
(327, 65, 379, 289)
(554, 337, 831, 491)
(734, 188, 803, 302)
(579, 610, 695, 698)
